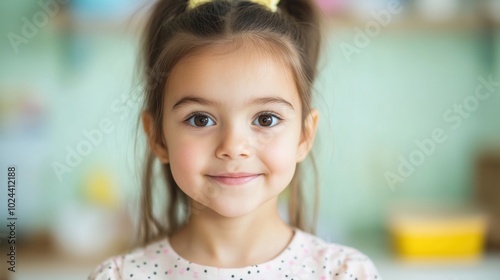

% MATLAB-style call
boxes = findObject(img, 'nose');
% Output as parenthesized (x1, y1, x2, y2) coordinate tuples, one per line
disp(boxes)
(215, 124, 254, 160)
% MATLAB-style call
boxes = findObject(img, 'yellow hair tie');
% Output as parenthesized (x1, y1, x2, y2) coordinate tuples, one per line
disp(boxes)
(188, 0, 280, 12)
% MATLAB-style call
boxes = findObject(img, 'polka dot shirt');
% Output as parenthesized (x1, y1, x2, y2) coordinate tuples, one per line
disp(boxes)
(87, 228, 381, 280)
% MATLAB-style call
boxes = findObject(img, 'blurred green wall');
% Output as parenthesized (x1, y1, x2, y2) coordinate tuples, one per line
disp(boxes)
(1, 1, 499, 251)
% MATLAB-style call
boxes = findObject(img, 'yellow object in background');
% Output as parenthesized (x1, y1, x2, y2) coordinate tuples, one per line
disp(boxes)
(388, 205, 488, 262)
(83, 168, 119, 208)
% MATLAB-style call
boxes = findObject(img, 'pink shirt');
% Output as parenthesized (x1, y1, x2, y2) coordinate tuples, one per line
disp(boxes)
(88, 228, 381, 279)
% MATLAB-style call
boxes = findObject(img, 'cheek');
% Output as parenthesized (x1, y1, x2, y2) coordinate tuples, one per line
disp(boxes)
(263, 140, 296, 167)
(261, 129, 300, 183)
(269, 122, 301, 156)
(165, 129, 207, 190)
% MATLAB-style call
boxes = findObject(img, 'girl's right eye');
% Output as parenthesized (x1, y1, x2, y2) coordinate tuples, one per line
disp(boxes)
(184, 113, 216, 127)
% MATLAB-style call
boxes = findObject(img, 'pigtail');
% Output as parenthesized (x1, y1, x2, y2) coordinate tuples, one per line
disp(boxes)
(138, 0, 191, 247)
(278, 0, 322, 79)
(143, 0, 188, 76)
(278, 0, 321, 234)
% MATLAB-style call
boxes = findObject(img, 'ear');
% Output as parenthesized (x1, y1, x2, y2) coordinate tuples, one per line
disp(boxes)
(142, 111, 169, 164)
(296, 109, 319, 163)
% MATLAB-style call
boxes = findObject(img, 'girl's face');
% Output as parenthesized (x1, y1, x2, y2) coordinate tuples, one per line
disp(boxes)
(145, 44, 318, 218)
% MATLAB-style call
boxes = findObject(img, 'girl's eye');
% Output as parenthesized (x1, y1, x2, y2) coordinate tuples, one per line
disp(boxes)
(253, 113, 282, 127)
(185, 113, 216, 127)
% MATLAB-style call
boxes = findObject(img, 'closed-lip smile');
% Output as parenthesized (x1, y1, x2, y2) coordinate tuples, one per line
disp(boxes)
(207, 173, 261, 186)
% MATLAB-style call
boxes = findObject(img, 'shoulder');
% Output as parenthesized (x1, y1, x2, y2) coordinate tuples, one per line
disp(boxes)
(87, 237, 173, 280)
(87, 255, 125, 280)
(292, 229, 382, 280)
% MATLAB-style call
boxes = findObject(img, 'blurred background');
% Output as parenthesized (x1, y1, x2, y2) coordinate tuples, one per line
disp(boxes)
(0, 0, 500, 279)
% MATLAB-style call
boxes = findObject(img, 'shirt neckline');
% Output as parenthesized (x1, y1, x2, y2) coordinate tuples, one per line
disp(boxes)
(162, 227, 302, 271)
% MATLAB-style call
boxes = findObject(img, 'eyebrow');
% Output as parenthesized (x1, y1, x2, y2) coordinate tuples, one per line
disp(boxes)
(171, 95, 295, 111)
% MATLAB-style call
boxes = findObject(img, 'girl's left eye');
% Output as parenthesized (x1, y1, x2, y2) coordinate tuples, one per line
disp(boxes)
(252, 113, 282, 127)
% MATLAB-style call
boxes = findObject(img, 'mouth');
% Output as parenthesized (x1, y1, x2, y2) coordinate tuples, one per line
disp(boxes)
(207, 173, 261, 186)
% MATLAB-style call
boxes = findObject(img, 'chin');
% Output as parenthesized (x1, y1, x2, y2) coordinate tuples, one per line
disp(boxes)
(210, 201, 259, 218)
(207, 195, 279, 219)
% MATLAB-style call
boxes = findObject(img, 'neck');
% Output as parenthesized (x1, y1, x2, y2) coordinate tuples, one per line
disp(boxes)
(170, 198, 294, 267)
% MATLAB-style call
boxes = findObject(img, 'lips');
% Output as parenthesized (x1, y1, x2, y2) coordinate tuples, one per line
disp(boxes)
(207, 173, 261, 186)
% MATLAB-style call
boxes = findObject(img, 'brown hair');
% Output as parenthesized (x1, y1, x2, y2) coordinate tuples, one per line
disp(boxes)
(138, 0, 323, 246)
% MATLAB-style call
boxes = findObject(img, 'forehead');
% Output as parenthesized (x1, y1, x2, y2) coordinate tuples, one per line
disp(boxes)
(164, 43, 301, 112)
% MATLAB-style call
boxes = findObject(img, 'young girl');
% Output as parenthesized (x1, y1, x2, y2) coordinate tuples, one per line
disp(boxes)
(89, 0, 381, 279)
